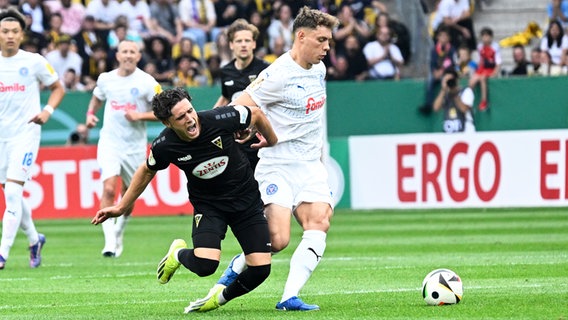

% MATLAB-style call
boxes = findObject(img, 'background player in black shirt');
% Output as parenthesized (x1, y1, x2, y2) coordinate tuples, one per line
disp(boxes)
(214, 19, 270, 170)
(91, 87, 278, 313)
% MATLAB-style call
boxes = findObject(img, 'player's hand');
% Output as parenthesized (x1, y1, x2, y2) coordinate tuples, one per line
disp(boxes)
(28, 110, 51, 125)
(235, 127, 256, 143)
(124, 110, 140, 122)
(250, 132, 270, 149)
(91, 206, 123, 225)
(86, 114, 99, 129)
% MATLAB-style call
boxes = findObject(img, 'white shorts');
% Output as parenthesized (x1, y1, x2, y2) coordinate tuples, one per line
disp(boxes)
(97, 146, 145, 187)
(0, 137, 40, 184)
(255, 158, 334, 210)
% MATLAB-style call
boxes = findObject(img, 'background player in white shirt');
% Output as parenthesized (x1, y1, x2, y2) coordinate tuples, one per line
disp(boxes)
(0, 9, 65, 270)
(192, 6, 339, 311)
(85, 40, 162, 258)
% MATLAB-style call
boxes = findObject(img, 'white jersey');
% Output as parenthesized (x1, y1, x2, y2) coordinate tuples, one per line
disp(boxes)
(0, 50, 59, 142)
(246, 52, 327, 161)
(93, 68, 161, 154)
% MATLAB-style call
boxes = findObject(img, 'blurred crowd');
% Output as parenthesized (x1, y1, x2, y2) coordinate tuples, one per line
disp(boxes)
(3, 0, 566, 94)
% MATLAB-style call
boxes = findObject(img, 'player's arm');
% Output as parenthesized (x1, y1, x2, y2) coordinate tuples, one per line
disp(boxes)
(85, 95, 104, 128)
(28, 80, 65, 125)
(213, 95, 230, 108)
(249, 106, 277, 148)
(125, 110, 158, 122)
(91, 162, 156, 225)
(230, 92, 258, 108)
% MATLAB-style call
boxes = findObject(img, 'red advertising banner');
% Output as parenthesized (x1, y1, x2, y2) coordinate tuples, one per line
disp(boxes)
(0, 146, 193, 219)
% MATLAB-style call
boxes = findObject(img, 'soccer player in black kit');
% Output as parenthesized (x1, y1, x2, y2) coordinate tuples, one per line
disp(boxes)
(214, 19, 270, 170)
(91, 87, 278, 313)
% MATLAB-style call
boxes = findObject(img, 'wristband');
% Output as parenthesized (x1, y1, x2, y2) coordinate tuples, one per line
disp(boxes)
(87, 110, 95, 116)
(44, 105, 54, 114)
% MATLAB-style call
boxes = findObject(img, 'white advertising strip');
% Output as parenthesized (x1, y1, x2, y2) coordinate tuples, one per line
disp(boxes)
(349, 130, 568, 209)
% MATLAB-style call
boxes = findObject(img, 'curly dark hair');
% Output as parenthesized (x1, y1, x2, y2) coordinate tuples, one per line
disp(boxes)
(152, 87, 193, 121)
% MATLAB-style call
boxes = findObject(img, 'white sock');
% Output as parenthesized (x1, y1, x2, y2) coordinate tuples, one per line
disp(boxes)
(0, 183, 24, 259)
(20, 199, 39, 245)
(101, 218, 117, 253)
(280, 230, 327, 303)
(115, 215, 128, 237)
(231, 253, 247, 273)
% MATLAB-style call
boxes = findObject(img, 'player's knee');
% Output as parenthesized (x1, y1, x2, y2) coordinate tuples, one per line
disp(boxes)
(191, 256, 219, 277)
(270, 237, 289, 253)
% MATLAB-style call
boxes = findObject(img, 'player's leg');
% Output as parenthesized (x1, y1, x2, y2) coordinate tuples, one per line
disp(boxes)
(0, 180, 25, 267)
(276, 160, 334, 311)
(113, 152, 144, 257)
(186, 205, 272, 313)
(97, 147, 122, 257)
(20, 198, 45, 268)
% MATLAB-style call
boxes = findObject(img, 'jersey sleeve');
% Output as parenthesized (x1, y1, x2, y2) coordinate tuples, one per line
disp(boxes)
(146, 75, 162, 103)
(245, 67, 283, 109)
(92, 73, 108, 101)
(35, 54, 59, 87)
(147, 144, 169, 171)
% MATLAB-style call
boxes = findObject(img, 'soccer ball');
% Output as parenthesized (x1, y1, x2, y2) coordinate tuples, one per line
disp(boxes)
(422, 268, 463, 306)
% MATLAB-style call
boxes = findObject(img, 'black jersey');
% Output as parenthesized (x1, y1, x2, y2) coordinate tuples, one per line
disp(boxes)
(221, 57, 270, 101)
(147, 106, 261, 213)
(220, 57, 269, 170)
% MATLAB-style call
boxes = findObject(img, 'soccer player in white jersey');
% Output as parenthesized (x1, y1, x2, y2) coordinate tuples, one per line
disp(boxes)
(189, 7, 338, 311)
(0, 9, 65, 270)
(85, 40, 162, 258)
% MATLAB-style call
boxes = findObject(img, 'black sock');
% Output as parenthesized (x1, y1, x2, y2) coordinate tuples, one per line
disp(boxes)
(223, 264, 271, 301)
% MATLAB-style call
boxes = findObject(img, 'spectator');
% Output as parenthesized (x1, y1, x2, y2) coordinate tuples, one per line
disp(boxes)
(363, 25, 404, 80)
(373, 11, 411, 63)
(72, 15, 106, 74)
(147, 0, 184, 45)
(21, 11, 48, 54)
(44, 12, 64, 53)
(214, 31, 233, 67)
(85, 0, 121, 41)
(433, 68, 475, 133)
(205, 54, 222, 85)
(327, 55, 353, 81)
(333, 3, 371, 54)
(341, 34, 368, 81)
(144, 36, 175, 85)
(548, 0, 568, 29)
(45, 34, 83, 81)
(172, 55, 207, 87)
(19, 0, 49, 34)
(44, 0, 87, 37)
(263, 35, 285, 64)
(82, 43, 111, 87)
(249, 10, 269, 56)
(421, 27, 456, 113)
(118, 0, 152, 40)
(456, 44, 477, 78)
(469, 27, 501, 111)
(539, 50, 566, 75)
(178, 0, 217, 54)
(214, 0, 244, 31)
(174, 36, 201, 60)
(62, 68, 87, 92)
(66, 123, 89, 145)
(540, 20, 568, 66)
(433, 0, 476, 51)
(528, 47, 542, 75)
(267, 3, 294, 53)
(508, 44, 530, 76)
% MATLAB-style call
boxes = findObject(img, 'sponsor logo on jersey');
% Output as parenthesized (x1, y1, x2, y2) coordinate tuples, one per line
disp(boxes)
(110, 100, 137, 111)
(130, 87, 140, 97)
(192, 156, 229, 179)
(148, 150, 156, 166)
(194, 213, 203, 228)
(177, 154, 192, 161)
(211, 136, 223, 149)
(0, 82, 26, 92)
(46, 63, 55, 75)
(19, 67, 29, 76)
(305, 96, 326, 114)
(224, 80, 235, 86)
(266, 183, 278, 195)
(154, 84, 162, 94)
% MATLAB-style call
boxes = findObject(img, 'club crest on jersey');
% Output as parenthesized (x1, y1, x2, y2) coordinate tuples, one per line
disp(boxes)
(192, 156, 229, 179)
(266, 184, 278, 195)
(211, 136, 223, 149)
(248, 75, 257, 82)
(130, 87, 139, 97)
(194, 214, 203, 228)
(19, 67, 29, 76)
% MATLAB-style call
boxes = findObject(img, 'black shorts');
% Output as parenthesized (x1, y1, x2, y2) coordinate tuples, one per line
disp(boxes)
(191, 200, 271, 255)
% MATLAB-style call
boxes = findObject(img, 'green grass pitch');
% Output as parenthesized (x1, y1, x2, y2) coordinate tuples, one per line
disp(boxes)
(1, 208, 567, 319)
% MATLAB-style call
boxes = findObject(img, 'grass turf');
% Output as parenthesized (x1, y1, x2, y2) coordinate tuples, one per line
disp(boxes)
(1, 208, 567, 319)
